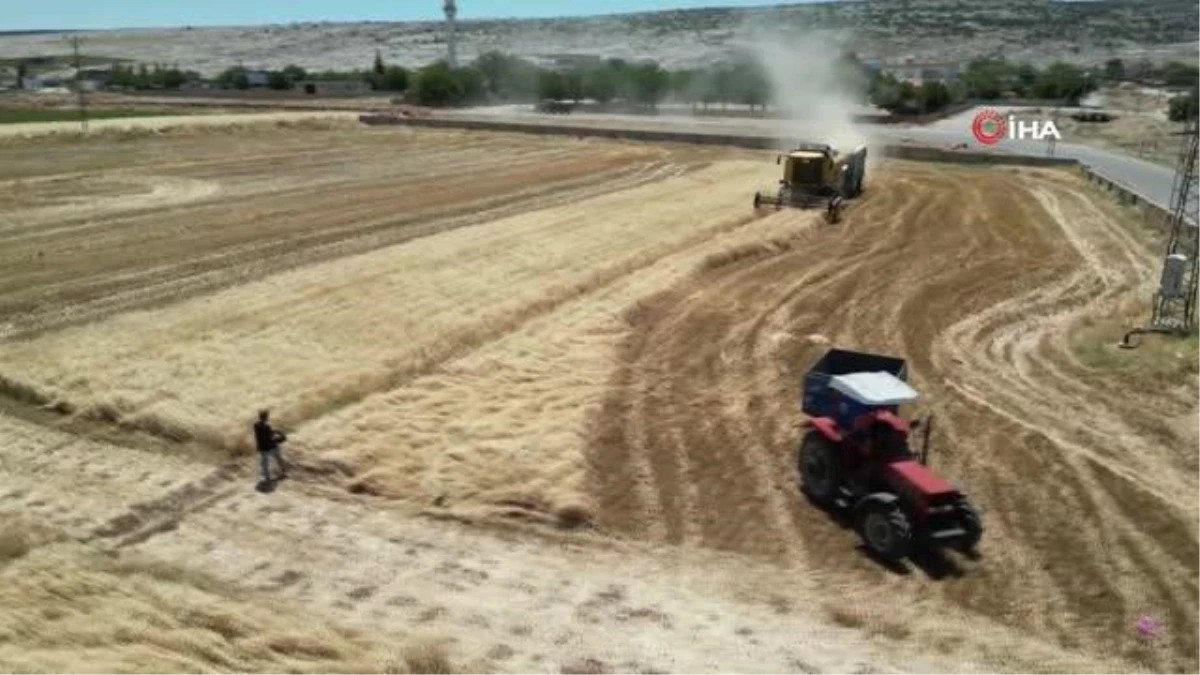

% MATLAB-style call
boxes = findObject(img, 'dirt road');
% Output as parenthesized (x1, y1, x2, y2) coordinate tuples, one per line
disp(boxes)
(587, 163, 1198, 670)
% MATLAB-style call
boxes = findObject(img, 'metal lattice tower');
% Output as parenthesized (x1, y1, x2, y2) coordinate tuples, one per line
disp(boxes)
(1150, 115, 1199, 333)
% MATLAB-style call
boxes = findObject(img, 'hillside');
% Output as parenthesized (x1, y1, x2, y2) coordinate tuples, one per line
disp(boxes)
(0, 0, 1195, 76)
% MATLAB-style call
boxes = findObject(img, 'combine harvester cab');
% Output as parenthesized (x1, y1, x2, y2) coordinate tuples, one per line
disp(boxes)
(753, 144, 867, 223)
(798, 348, 982, 563)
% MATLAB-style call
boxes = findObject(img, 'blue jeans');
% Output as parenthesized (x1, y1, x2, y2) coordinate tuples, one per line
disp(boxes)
(259, 447, 286, 482)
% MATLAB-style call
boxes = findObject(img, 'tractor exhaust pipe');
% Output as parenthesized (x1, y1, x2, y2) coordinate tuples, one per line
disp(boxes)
(921, 413, 934, 466)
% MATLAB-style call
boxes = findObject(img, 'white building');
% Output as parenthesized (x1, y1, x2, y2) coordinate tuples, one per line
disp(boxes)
(884, 59, 961, 85)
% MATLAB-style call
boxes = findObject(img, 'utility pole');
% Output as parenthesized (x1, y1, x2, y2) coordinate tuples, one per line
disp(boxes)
(71, 35, 89, 134)
(443, 1, 458, 68)
(1121, 116, 1199, 347)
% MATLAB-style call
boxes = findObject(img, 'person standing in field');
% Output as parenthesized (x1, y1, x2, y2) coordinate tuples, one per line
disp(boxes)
(254, 409, 288, 483)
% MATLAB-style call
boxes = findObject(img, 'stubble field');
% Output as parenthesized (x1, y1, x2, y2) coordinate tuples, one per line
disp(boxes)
(0, 119, 1195, 673)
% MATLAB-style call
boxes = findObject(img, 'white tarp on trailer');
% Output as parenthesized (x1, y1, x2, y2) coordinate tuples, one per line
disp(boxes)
(829, 371, 919, 406)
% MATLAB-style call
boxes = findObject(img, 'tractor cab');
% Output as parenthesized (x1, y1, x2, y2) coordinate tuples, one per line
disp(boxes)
(779, 150, 831, 187)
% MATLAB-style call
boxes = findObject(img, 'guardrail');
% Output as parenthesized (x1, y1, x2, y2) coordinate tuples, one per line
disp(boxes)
(1079, 165, 1174, 224)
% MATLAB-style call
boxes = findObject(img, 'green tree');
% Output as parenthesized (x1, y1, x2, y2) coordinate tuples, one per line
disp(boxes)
(731, 59, 769, 113)
(267, 70, 290, 90)
(1015, 63, 1039, 97)
(629, 61, 668, 109)
(538, 70, 567, 101)
(697, 68, 722, 111)
(374, 49, 385, 76)
(917, 80, 952, 113)
(453, 66, 486, 103)
(475, 51, 539, 101)
(1033, 62, 1092, 102)
(1103, 58, 1125, 82)
(1162, 61, 1200, 88)
(713, 64, 736, 109)
(282, 64, 307, 83)
(15, 61, 26, 89)
(868, 71, 901, 110)
(669, 69, 694, 107)
(378, 66, 409, 92)
(217, 66, 250, 90)
(962, 58, 1016, 99)
(414, 62, 464, 105)
(564, 69, 585, 103)
(870, 72, 920, 114)
(583, 64, 618, 104)
(161, 66, 187, 89)
(1169, 88, 1199, 121)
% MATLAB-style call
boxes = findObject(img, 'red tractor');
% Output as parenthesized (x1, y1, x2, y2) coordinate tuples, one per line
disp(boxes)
(799, 348, 982, 562)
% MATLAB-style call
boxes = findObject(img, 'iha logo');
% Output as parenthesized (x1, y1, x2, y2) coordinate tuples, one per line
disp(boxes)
(971, 109, 1008, 145)
(971, 108, 1061, 145)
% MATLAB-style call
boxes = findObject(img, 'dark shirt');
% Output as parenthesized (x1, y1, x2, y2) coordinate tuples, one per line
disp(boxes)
(254, 420, 285, 452)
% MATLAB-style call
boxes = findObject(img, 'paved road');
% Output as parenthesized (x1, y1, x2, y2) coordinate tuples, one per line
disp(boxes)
(445, 105, 1190, 215)
(899, 104, 1184, 212)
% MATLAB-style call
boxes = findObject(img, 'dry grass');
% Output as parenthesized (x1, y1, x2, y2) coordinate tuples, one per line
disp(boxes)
(0, 527, 31, 563)
(0, 111, 361, 140)
(824, 603, 868, 629)
(398, 634, 455, 674)
(1073, 307, 1200, 383)
(824, 603, 911, 641)
(1056, 113, 1187, 169)
(0, 159, 778, 455)
(296, 206, 814, 519)
(0, 542, 458, 673)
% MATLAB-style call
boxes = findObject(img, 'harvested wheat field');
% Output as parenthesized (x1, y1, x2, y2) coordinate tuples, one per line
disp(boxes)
(0, 120, 1195, 673)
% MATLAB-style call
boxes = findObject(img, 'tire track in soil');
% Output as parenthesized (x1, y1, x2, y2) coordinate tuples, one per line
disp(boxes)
(585, 162, 1198, 671)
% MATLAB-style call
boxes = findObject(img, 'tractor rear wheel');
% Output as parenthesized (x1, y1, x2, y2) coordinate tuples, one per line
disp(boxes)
(799, 431, 839, 505)
(954, 500, 983, 552)
(857, 500, 912, 562)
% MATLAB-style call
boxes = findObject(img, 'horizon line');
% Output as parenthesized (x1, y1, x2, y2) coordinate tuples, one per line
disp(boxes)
(0, 1, 827, 34)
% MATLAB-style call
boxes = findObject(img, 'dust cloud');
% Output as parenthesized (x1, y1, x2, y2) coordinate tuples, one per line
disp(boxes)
(747, 30, 873, 154)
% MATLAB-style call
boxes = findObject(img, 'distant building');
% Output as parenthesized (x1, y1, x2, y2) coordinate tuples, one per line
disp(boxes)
(245, 70, 271, 88)
(26, 75, 64, 91)
(298, 79, 372, 95)
(0, 66, 16, 90)
(75, 67, 111, 91)
(883, 59, 961, 85)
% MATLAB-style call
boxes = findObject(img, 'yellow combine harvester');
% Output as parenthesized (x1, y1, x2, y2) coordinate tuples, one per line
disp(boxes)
(753, 143, 868, 223)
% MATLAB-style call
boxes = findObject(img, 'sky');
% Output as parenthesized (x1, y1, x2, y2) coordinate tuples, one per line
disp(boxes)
(5, 1, 819, 31)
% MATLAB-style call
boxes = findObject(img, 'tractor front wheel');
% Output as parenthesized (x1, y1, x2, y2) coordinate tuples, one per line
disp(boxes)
(954, 500, 983, 552)
(799, 431, 839, 506)
(857, 500, 912, 562)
